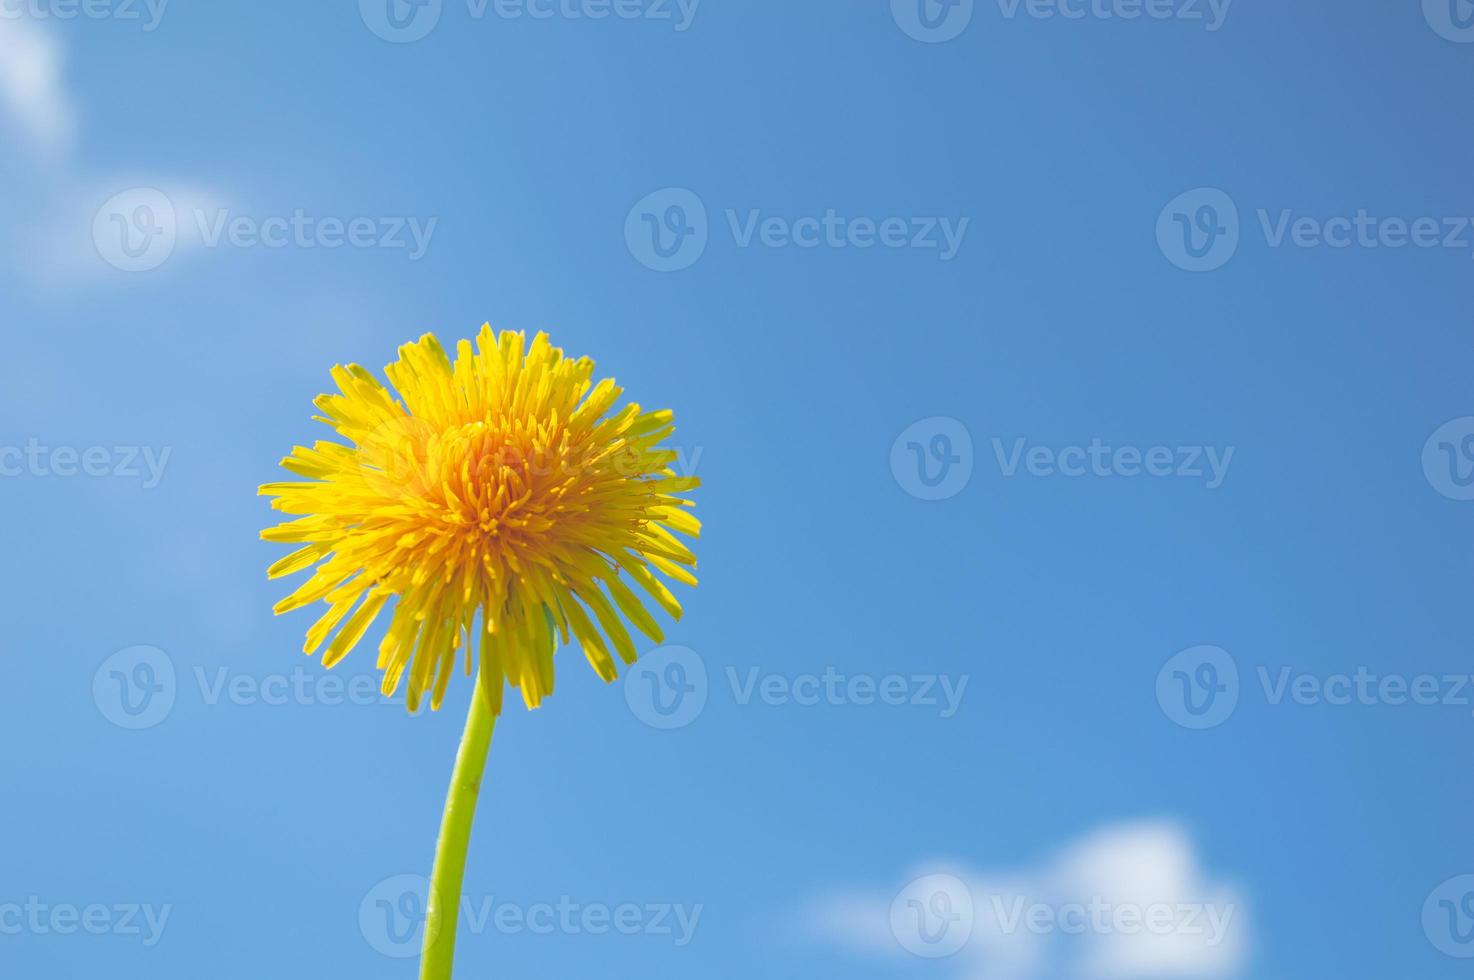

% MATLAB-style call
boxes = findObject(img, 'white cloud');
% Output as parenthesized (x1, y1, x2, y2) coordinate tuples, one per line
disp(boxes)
(28, 178, 225, 284)
(0, 14, 225, 288)
(0, 13, 74, 155)
(803, 819, 1248, 980)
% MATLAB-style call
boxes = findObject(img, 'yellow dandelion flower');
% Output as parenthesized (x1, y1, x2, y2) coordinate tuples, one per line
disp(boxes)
(259, 325, 700, 715)
(260, 325, 701, 979)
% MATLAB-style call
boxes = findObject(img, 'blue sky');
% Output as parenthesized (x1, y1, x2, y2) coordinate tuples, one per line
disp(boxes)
(3, 2, 1474, 978)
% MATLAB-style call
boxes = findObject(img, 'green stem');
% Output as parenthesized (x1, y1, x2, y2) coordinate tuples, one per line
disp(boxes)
(420, 675, 496, 980)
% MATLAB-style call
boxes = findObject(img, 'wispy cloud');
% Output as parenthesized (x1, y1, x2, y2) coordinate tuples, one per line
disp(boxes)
(0, 12, 224, 288)
(803, 819, 1248, 980)
(0, 14, 74, 156)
